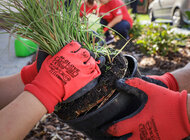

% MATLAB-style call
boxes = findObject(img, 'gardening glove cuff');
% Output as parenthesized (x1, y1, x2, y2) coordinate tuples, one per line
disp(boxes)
(20, 61, 38, 85)
(25, 41, 101, 113)
(107, 78, 190, 139)
(148, 72, 179, 91)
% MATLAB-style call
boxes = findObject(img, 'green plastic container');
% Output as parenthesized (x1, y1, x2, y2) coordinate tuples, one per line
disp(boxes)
(15, 36, 38, 57)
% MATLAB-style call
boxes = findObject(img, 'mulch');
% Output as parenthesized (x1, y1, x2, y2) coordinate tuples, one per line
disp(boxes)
(114, 38, 190, 75)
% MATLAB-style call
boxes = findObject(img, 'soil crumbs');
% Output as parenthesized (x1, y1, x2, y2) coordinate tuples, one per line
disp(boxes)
(25, 38, 190, 140)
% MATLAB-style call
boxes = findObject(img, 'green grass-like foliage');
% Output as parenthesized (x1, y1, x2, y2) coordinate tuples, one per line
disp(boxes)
(0, 0, 108, 56)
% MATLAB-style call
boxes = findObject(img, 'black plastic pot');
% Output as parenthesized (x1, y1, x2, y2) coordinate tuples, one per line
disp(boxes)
(59, 55, 141, 139)
(123, 54, 141, 78)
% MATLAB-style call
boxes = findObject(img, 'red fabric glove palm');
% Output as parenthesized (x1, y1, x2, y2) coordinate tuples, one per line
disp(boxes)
(25, 41, 101, 113)
(107, 78, 190, 140)
(20, 50, 49, 85)
(20, 61, 38, 85)
(103, 27, 109, 33)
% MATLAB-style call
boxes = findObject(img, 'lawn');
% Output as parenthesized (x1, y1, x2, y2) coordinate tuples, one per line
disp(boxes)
(136, 14, 150, 21)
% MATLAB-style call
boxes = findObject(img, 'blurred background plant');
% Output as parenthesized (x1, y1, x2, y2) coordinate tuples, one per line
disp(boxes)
(136, 23, 188, 56)
(128, 14, 143, 40)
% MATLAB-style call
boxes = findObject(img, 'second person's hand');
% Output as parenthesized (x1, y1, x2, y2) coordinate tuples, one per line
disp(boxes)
(107, 78, 190, 140)
(25, 41, 101, 113)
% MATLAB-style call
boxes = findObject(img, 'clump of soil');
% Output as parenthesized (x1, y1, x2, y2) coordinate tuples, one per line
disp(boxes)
(54, 53, 128, 120)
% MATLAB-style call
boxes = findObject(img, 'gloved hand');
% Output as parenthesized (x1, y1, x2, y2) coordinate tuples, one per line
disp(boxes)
(142, 72, 179, 91)
(20, 61, 38, 85)
(25, 41, 101, 113)
(20, 50, 49, 85)
(103, 27, 109, 33)
(107, 78, 190, 140)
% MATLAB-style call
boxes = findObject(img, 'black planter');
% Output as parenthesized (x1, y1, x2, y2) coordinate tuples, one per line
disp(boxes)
(58, 55, 141, 139)
(123, 54, 141, 78)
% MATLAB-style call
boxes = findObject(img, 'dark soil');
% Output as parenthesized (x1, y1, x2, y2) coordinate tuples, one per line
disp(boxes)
(25, 38, 190, 140)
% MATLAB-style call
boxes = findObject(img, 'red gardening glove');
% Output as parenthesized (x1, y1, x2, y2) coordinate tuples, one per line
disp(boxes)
(147, 72, 179, 91)
(103, 27, 109, 33)
(25, 41, 101, 113)
(20, 61, 38, 85)
(107, 78, 190, 139)
(20, 51, 49, 85)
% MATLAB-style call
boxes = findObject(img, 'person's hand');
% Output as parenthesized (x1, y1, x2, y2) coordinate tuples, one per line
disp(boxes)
(25, 41, 101, 113)
(20, 61, 38, 85)
(107, 78, 190, 139)
(103, 27, 109, 33)
(142, 72, 179, 91)
(20, 50, 49, 85)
